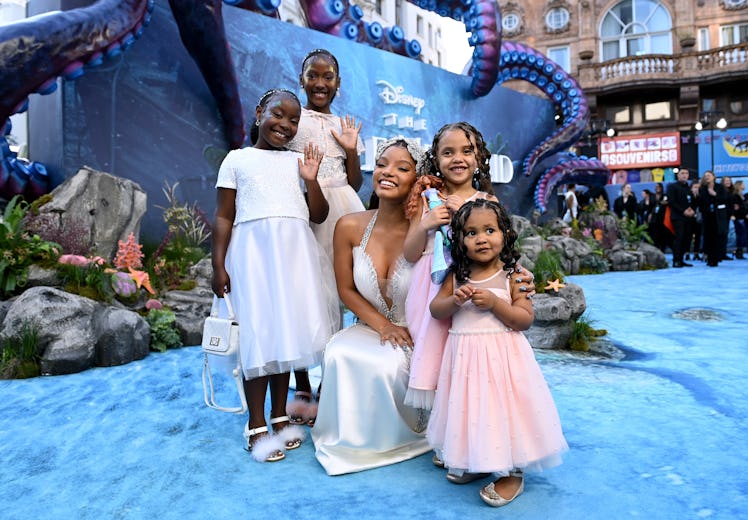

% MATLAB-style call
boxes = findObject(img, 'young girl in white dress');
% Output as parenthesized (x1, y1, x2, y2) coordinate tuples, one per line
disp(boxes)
(211, 89, 337, 463)
(286, 49, 365, 424)
(428, 199, 568, 507)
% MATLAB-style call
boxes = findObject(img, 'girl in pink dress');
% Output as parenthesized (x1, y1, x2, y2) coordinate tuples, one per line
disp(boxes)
(428, 199, 568, 507)
(403, 122, 497, 411)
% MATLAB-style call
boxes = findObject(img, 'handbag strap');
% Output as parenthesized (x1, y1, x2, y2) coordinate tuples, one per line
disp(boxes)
(211, 292, 237, 321)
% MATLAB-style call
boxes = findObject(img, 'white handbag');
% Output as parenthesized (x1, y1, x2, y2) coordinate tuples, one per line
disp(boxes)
(201, 293, 248, 414)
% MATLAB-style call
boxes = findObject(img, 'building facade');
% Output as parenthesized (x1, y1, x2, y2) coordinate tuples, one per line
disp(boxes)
(279, 0, 448, 68)
(499, 0, 748, 181)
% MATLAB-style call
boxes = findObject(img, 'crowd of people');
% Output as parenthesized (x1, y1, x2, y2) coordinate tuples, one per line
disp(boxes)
(565, 169, 748, 268)
(209, 49, 567, 509)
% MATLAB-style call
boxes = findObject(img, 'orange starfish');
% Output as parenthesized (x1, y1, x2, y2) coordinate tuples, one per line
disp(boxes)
(544, 278, 566, 293)
(128, 268, 156, 295)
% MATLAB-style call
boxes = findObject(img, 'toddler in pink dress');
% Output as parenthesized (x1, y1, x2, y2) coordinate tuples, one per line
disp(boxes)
(428, 198, 567, 508)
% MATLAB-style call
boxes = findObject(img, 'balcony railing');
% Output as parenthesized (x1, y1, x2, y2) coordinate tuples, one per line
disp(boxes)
(577, 42, 748, 92)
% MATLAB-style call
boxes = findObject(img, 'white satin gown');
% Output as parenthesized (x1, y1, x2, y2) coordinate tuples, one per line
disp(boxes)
(311, 211, 431, 475)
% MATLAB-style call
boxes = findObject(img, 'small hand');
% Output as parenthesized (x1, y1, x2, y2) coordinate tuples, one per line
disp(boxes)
(421, 204, 451, 231)
(453, 284, 474, 306)
(211, 269, 231, 297)
(379, 323, 413, 349)
(470, 288, 496, 310)
(298, 143, 323, 181)
(331, 115, 362, 154)
(444, 194, 465, 213)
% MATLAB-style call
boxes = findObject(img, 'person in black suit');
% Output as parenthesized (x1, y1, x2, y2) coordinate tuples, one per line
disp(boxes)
(665, 168, 697, 267)
(613, 183, 638, 221)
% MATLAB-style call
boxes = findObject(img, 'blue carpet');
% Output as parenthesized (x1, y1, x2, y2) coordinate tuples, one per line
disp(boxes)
(1, 257, 747, 519)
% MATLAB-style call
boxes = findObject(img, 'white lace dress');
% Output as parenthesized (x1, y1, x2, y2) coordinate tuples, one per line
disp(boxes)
(287, 108, 366, 266)
(311, 211, 431, 475)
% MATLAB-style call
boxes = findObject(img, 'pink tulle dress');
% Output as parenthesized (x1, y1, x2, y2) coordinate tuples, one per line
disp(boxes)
(427, 270, 568, 476)
(404, 191, 489, 410)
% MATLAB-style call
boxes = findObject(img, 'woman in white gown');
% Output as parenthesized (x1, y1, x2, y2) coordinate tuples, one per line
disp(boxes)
(311, 137, 431, 475)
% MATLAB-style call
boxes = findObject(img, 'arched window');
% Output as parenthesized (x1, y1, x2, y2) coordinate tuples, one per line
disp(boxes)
(502, 13, 520, 33)
(600, 0, 672, 61)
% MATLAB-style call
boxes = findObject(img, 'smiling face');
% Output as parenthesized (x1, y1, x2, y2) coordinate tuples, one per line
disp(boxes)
(435, 128, 478, 190)
(372, 144, 417, 203)
(254, 93, 301, 150)
(300, 54, 340, 113)
(462, 207, 504, 267)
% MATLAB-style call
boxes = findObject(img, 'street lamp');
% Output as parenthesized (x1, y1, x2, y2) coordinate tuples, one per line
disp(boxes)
(695, 110, 728, 172)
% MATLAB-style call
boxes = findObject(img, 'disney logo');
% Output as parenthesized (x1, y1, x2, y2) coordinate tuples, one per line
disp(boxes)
(376, 80, 425, 115)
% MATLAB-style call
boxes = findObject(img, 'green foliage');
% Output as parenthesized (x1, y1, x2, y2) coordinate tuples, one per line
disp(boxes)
(532, 248, 565, 293)
(57, 263, 114, 302)
(568, 314, 608, 352)
(145, 308, 182, 352)
(1, 320, 41, 379)
(0, 196, 61, 297)
(619, 217, 653, 245)
(149, 182, 211, 290)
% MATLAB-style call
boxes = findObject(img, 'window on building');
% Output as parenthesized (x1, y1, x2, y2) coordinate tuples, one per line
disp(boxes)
(702, 98, 716, 112)
(606, 106, 631, 124)
(720, 23, 748, 46)
(546, 7, 570, 32)
(698, 27, 710, 51)
(437, 50, 442, 67)
(548, 46, 571, 72)
(644, 101, 671, 121)
(503, 13, 520, 33)
(600, 0, 672, 61)
(375, 0, 383, 15)
(428, 23, 433, 47)
(416, 15, 423, 36)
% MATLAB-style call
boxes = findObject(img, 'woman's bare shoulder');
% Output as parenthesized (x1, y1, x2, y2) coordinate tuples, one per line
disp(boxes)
(335, 209, 375, 239)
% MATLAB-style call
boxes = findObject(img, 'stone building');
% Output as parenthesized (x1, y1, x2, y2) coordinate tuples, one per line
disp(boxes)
(498, 0, 748, 182)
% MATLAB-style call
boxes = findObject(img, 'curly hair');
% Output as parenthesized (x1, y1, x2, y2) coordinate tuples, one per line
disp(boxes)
(450, 199, 519, 284)
(423, 122, 494, 195)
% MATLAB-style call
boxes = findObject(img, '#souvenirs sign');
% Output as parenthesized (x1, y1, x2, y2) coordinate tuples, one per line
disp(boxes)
(599, 132, 680, 169)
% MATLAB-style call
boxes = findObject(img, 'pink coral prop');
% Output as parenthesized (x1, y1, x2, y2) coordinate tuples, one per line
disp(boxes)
(113, 232, 144, 270)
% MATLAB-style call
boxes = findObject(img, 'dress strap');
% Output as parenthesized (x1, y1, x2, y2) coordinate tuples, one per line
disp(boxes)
(360, 210, 378, 250)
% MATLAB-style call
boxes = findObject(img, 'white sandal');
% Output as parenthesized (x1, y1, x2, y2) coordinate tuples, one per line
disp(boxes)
(269, 415, 305, 450)
(243, 425, 285, 462)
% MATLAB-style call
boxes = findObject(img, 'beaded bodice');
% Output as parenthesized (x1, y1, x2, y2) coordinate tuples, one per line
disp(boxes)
(352, 211, 412, 325)
(216, 147, 308, 224)
(287, 109, 364, 185)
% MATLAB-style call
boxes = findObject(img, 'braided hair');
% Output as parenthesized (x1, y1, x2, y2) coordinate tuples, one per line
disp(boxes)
(450, 199, 519, 284)
(301, 49, 340, 75)
(423, 122, 494, 195)
(249, 88, 301, 144)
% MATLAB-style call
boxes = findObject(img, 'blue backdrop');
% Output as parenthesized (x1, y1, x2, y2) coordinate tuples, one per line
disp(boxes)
(61, 5, 554, 238)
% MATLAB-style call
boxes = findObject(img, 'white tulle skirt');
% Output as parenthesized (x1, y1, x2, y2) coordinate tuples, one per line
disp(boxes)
(310, 180, 365, 266)
(224, 217, 338, 379)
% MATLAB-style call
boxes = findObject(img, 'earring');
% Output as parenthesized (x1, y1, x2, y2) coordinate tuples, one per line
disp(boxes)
(254, 120, 260, 127)
(336, 87, 340, 95)
(472, 168, 481, 189)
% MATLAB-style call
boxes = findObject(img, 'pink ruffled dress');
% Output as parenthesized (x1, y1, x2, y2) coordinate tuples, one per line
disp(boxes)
(404, 191, 489, 409)
(427, 270, 568, 476)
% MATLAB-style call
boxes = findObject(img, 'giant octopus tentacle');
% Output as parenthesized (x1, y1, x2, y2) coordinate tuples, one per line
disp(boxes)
(168, 0, 245, 148)
(464, 0, 501, 97)
(0, 0, 153, 134)
(497, 41, 590, 178)
(534, 155, 609, 213)
(0, 0, 154, 195)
